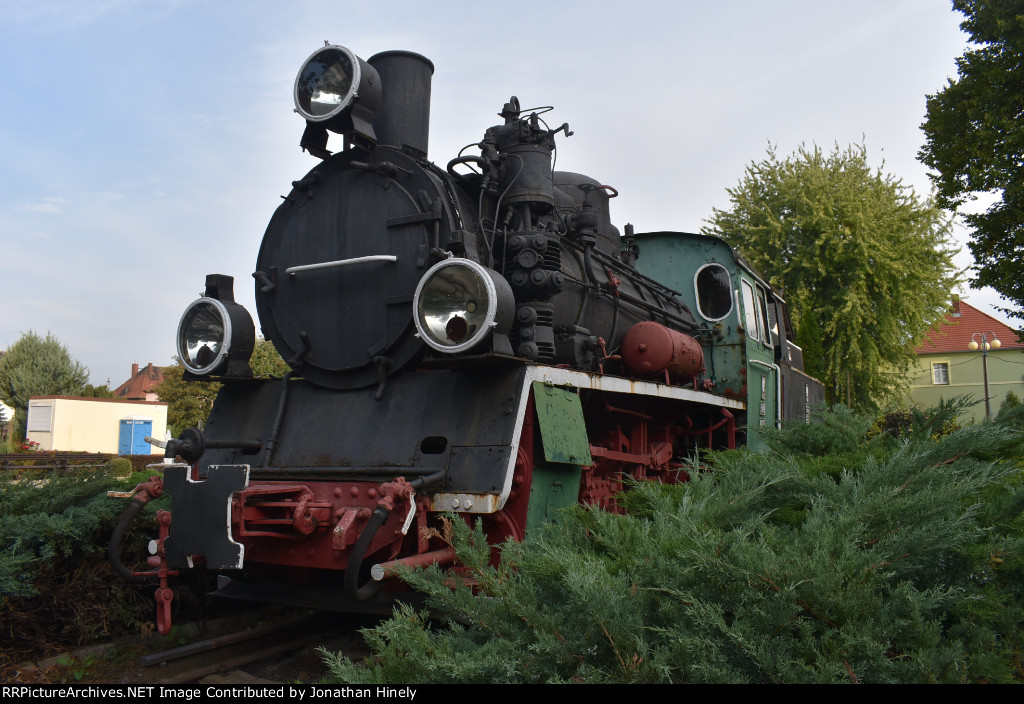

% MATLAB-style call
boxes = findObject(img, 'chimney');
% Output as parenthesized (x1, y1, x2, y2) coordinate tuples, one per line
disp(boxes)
(952, 294, 961, 318)
(132, 363, 139, 377)
(146, 362, 154, 376)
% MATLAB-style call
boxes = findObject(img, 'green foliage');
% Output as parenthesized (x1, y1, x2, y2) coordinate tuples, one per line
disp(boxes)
(0, 331, 89, 439)
(78, 384, 116, 399)
(1004, 391, 1023, 410)
(919, 0, 1024, 328)
(869, 396, 972, 442)
(0, 465, 153, 600)
(153, 363, 220, 437)
(155, 338, 289, 436)
(703, 143, 958, 412)
(107, 457, 133, 477)
(0, 464, 170, 664)
(54, 653, 95, 681)
(324, 407, 1024, 684)
(250, 337, 290, 377)
(763, 404, 873, 455)
(997, 391, 1024, 430)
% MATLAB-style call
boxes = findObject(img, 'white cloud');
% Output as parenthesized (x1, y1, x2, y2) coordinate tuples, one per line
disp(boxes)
(0, 0, 143, 29)
(21, 197, 67, 214)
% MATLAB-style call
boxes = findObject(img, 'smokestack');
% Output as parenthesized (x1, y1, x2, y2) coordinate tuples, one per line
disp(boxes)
(367, 50, 434, 158)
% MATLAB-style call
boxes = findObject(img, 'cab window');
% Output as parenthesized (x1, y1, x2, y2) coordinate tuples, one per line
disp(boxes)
(694, 263, 733, 321)
(741, 281, 761, 342)
(756, 286, 773, 350)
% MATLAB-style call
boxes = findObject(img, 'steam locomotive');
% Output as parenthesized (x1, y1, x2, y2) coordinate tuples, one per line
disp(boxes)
(111, 44, 824, 631)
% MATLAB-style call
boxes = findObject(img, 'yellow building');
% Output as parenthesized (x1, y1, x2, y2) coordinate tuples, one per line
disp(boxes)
(908, 300, 1024, 423)
(26, 396, 168, 454)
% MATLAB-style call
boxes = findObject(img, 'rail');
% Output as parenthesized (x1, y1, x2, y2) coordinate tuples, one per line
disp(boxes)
(138, 612, 345, 683)
(0, 452, 113, 471)
(0, 452, 163, 474)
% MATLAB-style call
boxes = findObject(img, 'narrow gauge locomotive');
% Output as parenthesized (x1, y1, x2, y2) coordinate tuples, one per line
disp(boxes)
(110, 44, 824, 632)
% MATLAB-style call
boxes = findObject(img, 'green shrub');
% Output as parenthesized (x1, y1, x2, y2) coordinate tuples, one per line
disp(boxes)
(107, 457, 133, 478)
(997, 393, 1024, 430)
(0, 465, 166, 649)
(323, 405, 1024, 684)
(761, 403, 873, 455)
(1, 466, 121, 598)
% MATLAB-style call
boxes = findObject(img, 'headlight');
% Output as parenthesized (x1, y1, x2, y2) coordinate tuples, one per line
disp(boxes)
(177, 299, 231, 374)
(294, 45, 381, 142)
(176, 276, 256, 376)
(413, 259, 514, 354)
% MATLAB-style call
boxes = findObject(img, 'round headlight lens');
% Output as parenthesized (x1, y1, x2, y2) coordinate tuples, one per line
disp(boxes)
(413, 259, 512, 354)
(177, 298, 233, 375)
(295, 46, 358, 121)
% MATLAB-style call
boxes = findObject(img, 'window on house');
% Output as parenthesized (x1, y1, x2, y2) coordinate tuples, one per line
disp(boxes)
(932, 362, 950, 385)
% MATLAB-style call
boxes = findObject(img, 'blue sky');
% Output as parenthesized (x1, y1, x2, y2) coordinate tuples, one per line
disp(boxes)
(0, 0, 1003, 388)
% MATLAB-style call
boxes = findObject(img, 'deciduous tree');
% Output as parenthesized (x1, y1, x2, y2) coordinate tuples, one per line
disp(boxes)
(703, 143, 958, 411)
(919, 0, 1024, 325)
(79, 384, 115, 398)
(0, 331, 89, 439)
(155, 337, 288, 436)
(249, 336, 291, 378)
(153, 364, 220, 437)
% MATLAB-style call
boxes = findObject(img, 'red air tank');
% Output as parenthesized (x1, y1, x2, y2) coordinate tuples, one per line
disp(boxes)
(621, 321, 704, 384)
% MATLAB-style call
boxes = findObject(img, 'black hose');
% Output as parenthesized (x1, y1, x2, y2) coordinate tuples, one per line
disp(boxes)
(343, 505, 390, 601)
(108, 497, 149, 584)
(343, 470, 446, 600)
(446, 155, 486, 181)
(410, 469, 446, 492)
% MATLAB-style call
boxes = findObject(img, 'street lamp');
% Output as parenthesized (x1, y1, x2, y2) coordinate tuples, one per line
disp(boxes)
(968, 331, 1001, 419)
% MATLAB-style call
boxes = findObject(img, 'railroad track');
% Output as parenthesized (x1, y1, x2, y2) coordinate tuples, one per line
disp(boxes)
(0, 452, 112, 471)
(138, 611, 364, 684)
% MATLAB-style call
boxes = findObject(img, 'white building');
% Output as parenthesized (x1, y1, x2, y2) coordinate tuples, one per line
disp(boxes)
(26, 396, 168, 455)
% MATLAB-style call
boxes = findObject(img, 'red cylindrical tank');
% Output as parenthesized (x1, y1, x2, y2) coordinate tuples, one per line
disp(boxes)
(621, 321, 704, 383)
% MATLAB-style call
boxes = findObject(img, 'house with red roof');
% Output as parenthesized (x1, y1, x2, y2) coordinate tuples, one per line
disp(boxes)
(908, 298, 1024, 422)
(112, 363, 164, 402)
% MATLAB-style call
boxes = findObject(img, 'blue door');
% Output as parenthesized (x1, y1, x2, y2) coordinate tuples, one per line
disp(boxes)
(118, 418, 153, 455)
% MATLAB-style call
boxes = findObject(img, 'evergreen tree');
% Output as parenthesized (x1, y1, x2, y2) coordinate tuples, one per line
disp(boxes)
(919, 0, 1024, 326)
(1001, 390, 1022, 413)
(0, 331, 89, 439)
(997, 390, 1024, 429)
(703, 143, 958, 411)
